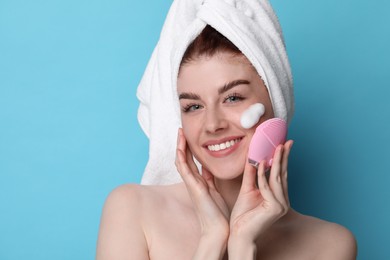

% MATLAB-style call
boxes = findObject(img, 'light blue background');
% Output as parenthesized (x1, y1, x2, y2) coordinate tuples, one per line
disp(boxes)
(0, 0, 389, 259)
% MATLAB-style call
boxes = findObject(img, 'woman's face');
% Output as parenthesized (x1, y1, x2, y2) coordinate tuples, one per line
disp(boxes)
(177, 52, 274, 180)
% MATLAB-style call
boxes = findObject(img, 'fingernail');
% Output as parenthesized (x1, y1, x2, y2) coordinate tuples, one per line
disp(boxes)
(261, 160, 266, 170)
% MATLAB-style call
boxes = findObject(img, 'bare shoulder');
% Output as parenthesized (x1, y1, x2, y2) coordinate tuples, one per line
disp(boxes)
(98, 184, 151, 224)
(316, 219, 357, 260)
(102, 183, 157, 208)
(96, 183, 189, 260)
(96, 184, 149, 259)
(98, 183, 185, 227)
(100, 182, 185, 211)
(292, 211, 357, 260)
(96, 184, 175, 259)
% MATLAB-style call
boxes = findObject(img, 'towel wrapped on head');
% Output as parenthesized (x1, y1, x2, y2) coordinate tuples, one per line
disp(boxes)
(137, 0, 294, 185)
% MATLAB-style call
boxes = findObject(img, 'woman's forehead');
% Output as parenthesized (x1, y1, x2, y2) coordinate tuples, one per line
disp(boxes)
(178, 53, 258, 89)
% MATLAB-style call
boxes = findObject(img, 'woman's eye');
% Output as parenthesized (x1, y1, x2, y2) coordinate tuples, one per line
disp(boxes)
(183, 104, 202, 112)
(225, 93, 244, 103)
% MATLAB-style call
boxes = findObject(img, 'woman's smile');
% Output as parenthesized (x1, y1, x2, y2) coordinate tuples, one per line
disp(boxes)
(203, 136, 244, 158)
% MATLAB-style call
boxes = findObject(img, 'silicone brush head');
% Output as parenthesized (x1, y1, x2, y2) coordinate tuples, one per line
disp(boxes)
(248, 118, 287, 168)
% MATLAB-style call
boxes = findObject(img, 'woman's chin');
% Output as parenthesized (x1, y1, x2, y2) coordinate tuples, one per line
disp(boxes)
(206, 164, 245, 181)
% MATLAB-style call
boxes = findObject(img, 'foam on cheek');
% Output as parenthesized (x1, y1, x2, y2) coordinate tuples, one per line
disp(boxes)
(240, 103, 265, 129)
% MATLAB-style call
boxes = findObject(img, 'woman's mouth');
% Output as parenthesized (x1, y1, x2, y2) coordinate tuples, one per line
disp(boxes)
(207, 137, 242, 151)
(203, 137, 244, 157)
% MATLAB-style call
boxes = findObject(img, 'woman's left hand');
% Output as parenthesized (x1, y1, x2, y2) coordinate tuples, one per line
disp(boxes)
(229, 140, 294, 244)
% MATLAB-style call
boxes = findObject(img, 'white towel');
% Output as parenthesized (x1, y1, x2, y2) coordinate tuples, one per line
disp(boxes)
(137, 0, 294, 185)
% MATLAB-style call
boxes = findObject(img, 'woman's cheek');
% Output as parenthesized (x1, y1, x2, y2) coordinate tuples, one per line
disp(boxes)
(181, 116, 199, 144)
(229, 107, 249, 129)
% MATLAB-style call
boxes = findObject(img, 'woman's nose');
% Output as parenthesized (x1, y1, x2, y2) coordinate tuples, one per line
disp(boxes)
(204, 108, 228, 133)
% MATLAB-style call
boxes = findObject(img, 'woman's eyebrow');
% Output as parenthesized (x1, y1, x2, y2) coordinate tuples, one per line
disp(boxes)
(178, 92, 201, 100)
(178, 79, 250, 100)
(218, 79, 250, 94)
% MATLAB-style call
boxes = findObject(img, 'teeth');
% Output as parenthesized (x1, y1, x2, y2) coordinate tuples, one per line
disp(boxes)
(207, 138, 241, 152)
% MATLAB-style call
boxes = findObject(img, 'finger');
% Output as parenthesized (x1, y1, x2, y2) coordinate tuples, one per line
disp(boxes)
(202, 167, 216, 190)
(186, 146, 200, 175)
(176, 128, 199, 178)
(281, 140, 293, 206)
(240, 160, 257, 194)
(176, 147, 197, 185)
(257, 161, 278, 203)
(177, 149, 212, 203)
(177, 128, 200, 175)
(176, 128, 186, 153)
(268, 145, 288, 206)
(175, 130, 201, 185)
(175, 128, 189, 179)
(175, 130, 186, 173)
(281, 140, 293, 174)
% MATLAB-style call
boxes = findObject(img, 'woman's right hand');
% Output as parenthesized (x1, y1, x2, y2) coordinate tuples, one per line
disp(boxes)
(175, 128, 230, 245)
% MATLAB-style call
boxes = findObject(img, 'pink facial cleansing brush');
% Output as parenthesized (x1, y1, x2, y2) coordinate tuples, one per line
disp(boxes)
(248, 118, 287, 168)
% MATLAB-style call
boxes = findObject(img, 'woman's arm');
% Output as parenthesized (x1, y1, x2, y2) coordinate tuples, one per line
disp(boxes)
(96, 185, 149, 260)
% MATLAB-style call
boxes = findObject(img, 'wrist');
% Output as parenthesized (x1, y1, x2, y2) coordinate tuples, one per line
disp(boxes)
(201, 221, 230, 241)
(228, 235, 257, 259)
(229, 225, 258, 244)
(193, 234, 228, 260)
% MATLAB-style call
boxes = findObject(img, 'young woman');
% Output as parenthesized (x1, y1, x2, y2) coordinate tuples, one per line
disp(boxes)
(96, 1, 357, 259)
